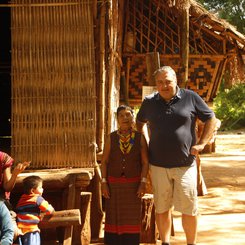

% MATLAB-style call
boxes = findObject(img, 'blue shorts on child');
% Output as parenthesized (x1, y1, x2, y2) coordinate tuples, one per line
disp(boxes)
(18, 231, 40, 245)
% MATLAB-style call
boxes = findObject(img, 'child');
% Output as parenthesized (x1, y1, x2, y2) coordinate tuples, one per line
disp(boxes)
(16, 175, 55, 245)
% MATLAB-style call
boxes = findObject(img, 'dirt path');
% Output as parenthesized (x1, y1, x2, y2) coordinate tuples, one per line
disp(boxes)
(170, 129, 245, 245)
(93, 129, 245, 245)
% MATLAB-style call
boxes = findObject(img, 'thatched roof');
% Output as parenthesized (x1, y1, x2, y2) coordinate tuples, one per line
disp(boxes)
(189, 0, 245, 51)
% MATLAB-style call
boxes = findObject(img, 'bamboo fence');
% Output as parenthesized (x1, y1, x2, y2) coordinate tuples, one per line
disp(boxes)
(11, 0, 96, 169)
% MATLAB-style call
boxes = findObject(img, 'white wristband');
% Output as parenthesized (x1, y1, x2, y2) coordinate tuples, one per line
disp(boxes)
(141, 177, 147, 183)
(101, 178, 107, 183)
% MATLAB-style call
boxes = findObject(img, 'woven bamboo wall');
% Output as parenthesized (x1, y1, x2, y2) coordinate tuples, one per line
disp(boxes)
(11, 0, 96, 169)
(122, 54, 224, 106)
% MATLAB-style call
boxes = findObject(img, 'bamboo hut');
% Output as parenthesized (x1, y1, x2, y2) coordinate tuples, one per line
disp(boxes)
(95, 0, 245, 151)
(0, 0, 243, 180)
(0, 0, 244, 243)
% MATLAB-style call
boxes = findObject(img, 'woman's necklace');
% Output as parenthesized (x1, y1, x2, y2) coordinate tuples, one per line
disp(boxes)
(117, 129, 135, 154)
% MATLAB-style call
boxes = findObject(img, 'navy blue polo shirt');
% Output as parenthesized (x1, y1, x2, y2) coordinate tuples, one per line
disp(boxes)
(136, 87, 215, 168)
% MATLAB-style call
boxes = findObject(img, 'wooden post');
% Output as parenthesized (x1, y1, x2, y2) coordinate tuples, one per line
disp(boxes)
(145, 52, 160, 86)
(63, 174, 77, 245)
(140, 194, 175, 243)
(87, 164, 104, 241)
(177, 0, 190, 88)
(121, 69, 128, 105)
(140, 194, 156, 243)
(98, 0, 106, 152)
(125, 57, 131, 103)
(80, 192, 92, 245)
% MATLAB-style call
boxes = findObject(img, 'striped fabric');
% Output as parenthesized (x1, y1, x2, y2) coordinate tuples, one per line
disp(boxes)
(104, 179, 141, 244)
(0, 151, 14, 168)
(16, 194, 54, 234)
(105, 224, 141, 234)
(108, 176, 141, 183)
(0, 151, 14, 199)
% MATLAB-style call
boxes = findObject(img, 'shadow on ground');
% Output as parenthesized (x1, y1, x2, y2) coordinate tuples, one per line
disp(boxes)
(169, 130, 245, 245)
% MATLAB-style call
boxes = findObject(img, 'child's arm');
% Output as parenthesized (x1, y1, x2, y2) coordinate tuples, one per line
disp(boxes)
(37, 196, 55, 215)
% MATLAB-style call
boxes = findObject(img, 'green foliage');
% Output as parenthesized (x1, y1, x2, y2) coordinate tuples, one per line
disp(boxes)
(213, 83, 245, 130)
(197, 0, 245, 34)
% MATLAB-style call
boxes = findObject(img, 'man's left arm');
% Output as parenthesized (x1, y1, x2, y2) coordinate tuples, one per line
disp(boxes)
(191, 116, 217, 156)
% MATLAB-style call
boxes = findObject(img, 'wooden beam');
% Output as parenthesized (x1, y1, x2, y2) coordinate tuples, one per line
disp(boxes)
(146, 52, 160, 86)
(212, 59, 228, 98)
(63, 174, 77, 245)
(126, 57, 131, 101)
(39, 209, 81, 229)
(123, 53, 225, 59)
(179, 2, 190, 88)
(0, 3, 80, 7)
(13, 169, 93, 193)
(192, 21, 224, 41)
(205, 60, 220, 102)
(80, 192, 92, 245)
(147, 1, 152, 51)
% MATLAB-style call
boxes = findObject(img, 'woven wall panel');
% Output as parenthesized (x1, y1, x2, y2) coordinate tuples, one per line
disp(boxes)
(125, 55, 223, 105)
(11, 0, 96, 169)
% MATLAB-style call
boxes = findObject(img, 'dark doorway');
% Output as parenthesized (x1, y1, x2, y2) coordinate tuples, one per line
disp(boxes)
(0, 2, 11, 153)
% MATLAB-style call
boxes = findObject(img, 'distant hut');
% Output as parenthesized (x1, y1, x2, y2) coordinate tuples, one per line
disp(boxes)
(95, 0, 245, 150)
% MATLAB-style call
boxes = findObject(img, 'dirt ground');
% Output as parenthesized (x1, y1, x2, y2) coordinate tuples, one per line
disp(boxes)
(93, 129, 245, 245)
(169, 129, 245, 245)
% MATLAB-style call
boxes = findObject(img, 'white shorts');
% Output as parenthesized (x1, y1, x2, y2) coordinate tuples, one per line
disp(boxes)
(150, 163, 198, 216)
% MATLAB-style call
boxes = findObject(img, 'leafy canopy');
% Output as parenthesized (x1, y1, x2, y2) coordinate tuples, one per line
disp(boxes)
(213, 83, 245, 130)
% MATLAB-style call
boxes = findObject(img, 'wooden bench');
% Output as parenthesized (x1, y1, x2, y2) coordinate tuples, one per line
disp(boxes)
(40, 209, 81, 229)
(13, 168, 94, 245)
(40, 209, 81, 244)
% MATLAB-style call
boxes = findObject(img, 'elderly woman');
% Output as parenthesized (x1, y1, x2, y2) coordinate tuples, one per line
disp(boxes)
(101, 105, 149, 245)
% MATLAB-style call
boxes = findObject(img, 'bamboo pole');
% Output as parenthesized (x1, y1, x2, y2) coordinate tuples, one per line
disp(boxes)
(177, 0, 190, 88)
(98, 1, 106, 152)
(107, 0, 120, 134)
